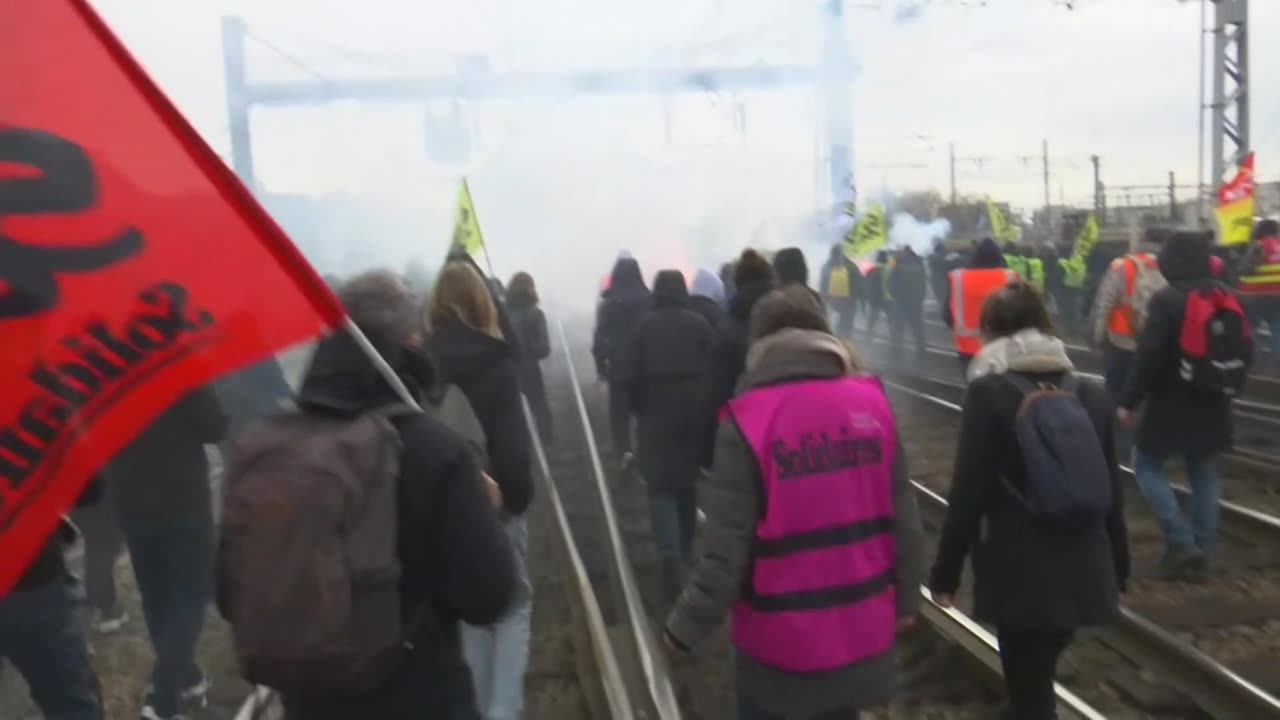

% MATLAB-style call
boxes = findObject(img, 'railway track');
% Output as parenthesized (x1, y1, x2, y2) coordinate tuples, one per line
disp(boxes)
(864, 348, 1280, 718)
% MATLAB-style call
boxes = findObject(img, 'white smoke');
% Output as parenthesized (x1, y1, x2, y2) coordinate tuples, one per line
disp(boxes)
(889, 211, 950, 256)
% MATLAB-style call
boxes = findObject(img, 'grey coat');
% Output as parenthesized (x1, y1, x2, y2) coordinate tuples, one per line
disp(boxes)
(664, 329, 927, 716)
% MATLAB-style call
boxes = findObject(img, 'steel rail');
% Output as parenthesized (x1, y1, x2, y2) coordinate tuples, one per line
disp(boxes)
(555, 316, 683, 720)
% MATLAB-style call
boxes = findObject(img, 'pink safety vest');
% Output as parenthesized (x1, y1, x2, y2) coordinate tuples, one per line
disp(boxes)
(726, 375, 898, 673)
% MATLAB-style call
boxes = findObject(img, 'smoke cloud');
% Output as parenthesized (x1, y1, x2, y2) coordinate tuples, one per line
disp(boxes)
(888, 211, 950, 256)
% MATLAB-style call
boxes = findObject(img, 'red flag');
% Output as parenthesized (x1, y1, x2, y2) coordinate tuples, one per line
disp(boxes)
(0, 1, 345, 594)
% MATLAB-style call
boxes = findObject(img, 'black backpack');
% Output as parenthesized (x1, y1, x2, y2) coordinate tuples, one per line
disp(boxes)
(1004, 374, 1111, 529)
(1177, 284, 1252, 399)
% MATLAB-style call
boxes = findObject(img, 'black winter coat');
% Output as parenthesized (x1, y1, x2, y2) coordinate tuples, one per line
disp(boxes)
(930, 371, 1129, 629)
(888, 252, 927, 310)
(1118, 234, 1246, 459)
(426, 320, 534, 516)
(110, 386, 228, 529)
(689, 295, 725, 330)
(592, 287, 652, 381)
(616, 302, 712, 491)
(698, 281, 772, 468)
(281, 333, 515, 720)
(507, 298, 550, 396)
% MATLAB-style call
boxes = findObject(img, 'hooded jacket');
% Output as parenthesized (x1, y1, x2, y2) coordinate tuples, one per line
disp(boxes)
(426, 320, 534, 516)
(886, 248, 927, 309)
(615, 274, 712, 491)
(110, 386, 228, 528)
(667, 328, 925, 716)
(698, 280, 773, 467)
(278, 333, 515, 719)
(931, 329, 1128, 629)
(592, 258, 651, 380)
(1118, 232, 1246, 458)
(941, 238, 1007, 328)
(690, 268, 727, 329)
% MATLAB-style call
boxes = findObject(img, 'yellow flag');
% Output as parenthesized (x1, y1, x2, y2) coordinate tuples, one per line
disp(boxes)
(986, 200, 1019, 245)
(1216, 198, 1256, 246)
(1073, 214, 1099, 261)
(452, 178, 485, 255)
(1215, 153, 1257, 246)
(845, 205, 887, 258)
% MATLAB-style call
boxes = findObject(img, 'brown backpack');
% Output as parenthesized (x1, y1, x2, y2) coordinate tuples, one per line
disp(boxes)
(219, 406, 416, 692)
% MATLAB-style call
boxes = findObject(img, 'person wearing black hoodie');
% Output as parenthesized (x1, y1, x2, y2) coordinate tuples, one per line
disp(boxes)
(773, 246, 822, 307)
(110, 386, 228, 720)
(424, 261, 534, 720)
(506, 272, 553, 446)
(699, 249, 775, 468)
(615, 270, 713, 602)
(592, 257, 652, 472)
(1117, 231, 1251, 581)
(266, 270, 515, 720)
(887, 246, 928, 359)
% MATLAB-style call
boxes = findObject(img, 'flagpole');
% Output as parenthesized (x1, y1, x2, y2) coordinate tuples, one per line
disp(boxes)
(342, 316, 421, 410)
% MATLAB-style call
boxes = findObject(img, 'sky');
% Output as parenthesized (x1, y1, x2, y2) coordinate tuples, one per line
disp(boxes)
(86, 0, 1280, 293)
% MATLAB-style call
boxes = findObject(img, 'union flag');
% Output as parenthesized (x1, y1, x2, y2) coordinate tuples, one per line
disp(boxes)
(0, 1, 345, 594)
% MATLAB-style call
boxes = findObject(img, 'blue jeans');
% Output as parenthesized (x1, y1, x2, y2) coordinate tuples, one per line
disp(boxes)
(1133, 449, 1220, 553)
(0, 576, 102, 719)
(648, 486, 698, 564)
(1103, 344, 1134, 400)
(124, 521, 214, 716)
(463, 517, 531, 720)
(738, 695, 858, 720)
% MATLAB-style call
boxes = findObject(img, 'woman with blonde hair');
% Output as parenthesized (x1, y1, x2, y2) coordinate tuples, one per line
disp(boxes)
(425, 261, 533, 720)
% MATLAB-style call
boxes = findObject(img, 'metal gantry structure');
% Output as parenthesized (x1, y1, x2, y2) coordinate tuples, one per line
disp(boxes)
(1209, 0, 1250, 190)
(220, 1, 857, 206)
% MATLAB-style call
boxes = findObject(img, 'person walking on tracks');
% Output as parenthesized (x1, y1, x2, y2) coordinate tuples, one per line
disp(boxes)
(1089, 230, 1166, 398)
(1117, 231, 1253, 581)
(666, 285, 925, 720)
(819, 243, 860, 339)
(426, 262, 535, 720)
(887, 245, 928, 360)
(0, 486, 105, 720)
(593, 256, 652, 477)
(220, 270, 515, 720)
(699, 249, 775, 469)
(1237, 218, 1280, 368)
(943, 238, 1017, 372)
(506, 271, 554, 446)
(615, 270, 713, 603)
(110, 386, 228, 720)
(930, 282, 1129, 720)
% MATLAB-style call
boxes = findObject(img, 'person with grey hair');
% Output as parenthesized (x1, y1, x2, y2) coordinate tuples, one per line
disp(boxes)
(258, 269, 517, 720)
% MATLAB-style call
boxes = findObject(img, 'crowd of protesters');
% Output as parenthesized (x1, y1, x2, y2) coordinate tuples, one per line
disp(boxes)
(2, 215, 1274, 720)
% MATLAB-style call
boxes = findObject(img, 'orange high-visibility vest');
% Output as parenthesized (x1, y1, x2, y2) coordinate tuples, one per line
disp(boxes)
(949, 268, 1018, 355)
(1106, 253, 1158, 338)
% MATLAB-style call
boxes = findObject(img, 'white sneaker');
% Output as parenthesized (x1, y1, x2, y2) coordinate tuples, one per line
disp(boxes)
(93, 608, 128, 635)
(180, 675, 210, 709)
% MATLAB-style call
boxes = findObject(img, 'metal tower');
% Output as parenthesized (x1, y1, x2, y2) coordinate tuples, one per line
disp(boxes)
(221, 2, 859, 205)
(1209, 0, 1249, 189)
